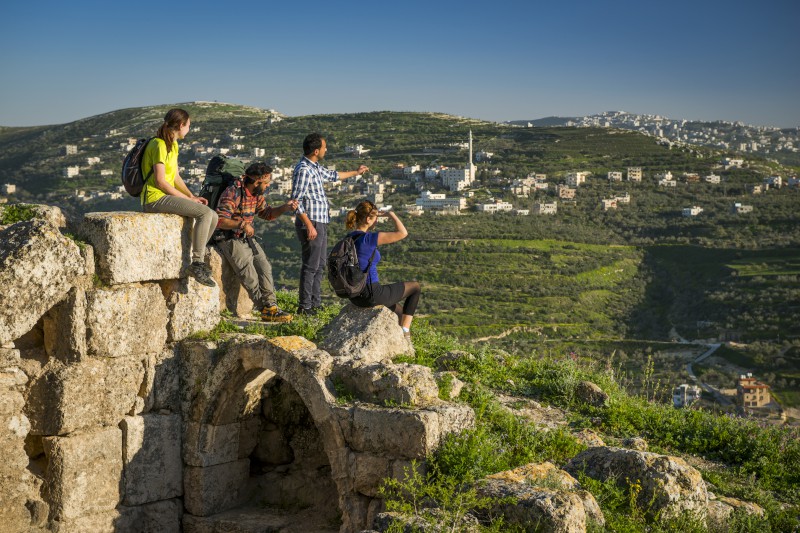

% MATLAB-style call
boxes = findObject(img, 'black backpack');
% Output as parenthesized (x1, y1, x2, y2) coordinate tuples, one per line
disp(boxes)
(121, 138, 154, 197)
(199, 154, 246, 211)
(327, 233, 377, 298)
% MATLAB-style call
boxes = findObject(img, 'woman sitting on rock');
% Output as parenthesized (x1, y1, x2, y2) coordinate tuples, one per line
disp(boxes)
(345, 200, 421, 337)
(141, 108, 218, 286)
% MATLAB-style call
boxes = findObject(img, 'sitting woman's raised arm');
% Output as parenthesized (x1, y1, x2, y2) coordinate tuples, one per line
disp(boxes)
(377, 211, 408, 245)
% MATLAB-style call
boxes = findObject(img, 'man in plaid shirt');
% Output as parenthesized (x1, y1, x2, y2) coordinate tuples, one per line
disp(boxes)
(215, 162, 298, 322)
(291, 133, 369, 314)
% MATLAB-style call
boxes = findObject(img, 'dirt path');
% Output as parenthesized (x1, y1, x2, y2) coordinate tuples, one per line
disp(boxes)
(472, 326, 539, 343)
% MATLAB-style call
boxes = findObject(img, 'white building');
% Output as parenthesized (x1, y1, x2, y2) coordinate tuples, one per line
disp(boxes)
(64, 166, 80, 178)
(732, 202, 753, 214)
(765, 176, 782, 189)
(424, 166, 441, 179)
(704, 173, 721, 184)
(2, 184, 16, 195)
(475, 150, 493, 162)
(415, 190, 466, 210)
(658, 178, 677, 187)
(673, 384, 702, 408)
(608, 171, 623, 182)
(721, 157, 744, 169)
(86, 157, 100, 166)
(534, 202, 557, 215)
(627, 167, 642, 182)
(557, 185, 576, 199)
(345, 145, 369, 156)
(476, 201, 513, 213)
(615, 192, 630, 204)
(513, 209, 530, 216)
(440, 168, 472, 191)
(64, 145, 78, 155)
(602, 198, 618, 211)
(253, 148, 266, 158)
(565, 171, 590, 187)
(682, 206, 704, 217)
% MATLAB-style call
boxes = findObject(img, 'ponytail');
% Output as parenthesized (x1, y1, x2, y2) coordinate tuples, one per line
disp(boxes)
(156, 108, 190, 154)
(345, 210, 358, 229)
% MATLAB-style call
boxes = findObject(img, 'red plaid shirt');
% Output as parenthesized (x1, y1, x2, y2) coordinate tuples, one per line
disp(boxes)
(215, 181, 276, 239)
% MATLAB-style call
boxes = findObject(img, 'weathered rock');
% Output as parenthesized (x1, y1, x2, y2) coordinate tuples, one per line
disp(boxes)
(183, 459, 250, 516)
(85, 284, 168, 357)
(343, 403, 475, 459)
(486, 463, 605, 527)
(50, 510, 120, 533)
(43, 427, 123, 520)
(477, 478, 588, 532)
(707, 496, 765, 530)
(622, 436, 648, 451)
(320, 304, 414, 363)
(26, 355, 145, 435)
(208, 245, 253, 317)
(575, 381, 609, 408)
(434, 371, 464, 400)
(116, 498, 182, 533)
(160, 277, 220, 342)
(333, 362, 440, 406)
(0, 475, 34, 533)
(352, 452, 392, 497)
(0, 219, 85, 345)
(81, 211, 191, 284)
(373, 510, 479, 532)
(0, 347, 20, 367)
(564, 446, 708, 521)
(42, 287, 87, 363)
(573, 428, 605, 447)
(121, 414, 183, 505)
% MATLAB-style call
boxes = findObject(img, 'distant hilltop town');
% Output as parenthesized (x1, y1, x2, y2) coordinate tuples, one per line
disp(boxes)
(511, 111, 799, 157)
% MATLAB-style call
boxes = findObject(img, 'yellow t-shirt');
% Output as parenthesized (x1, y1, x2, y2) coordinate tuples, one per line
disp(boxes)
(141, 138, 179, 204)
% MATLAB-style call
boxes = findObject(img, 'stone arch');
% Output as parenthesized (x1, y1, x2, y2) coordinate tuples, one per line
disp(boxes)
(181, 335, 358, 531)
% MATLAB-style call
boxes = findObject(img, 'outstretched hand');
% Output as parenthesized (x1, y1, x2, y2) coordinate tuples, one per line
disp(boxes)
(356, 165, 370, 175)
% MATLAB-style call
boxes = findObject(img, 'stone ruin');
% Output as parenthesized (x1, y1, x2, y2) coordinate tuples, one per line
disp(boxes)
(0, 210, 474, 533)
(0, 207, 770, 532)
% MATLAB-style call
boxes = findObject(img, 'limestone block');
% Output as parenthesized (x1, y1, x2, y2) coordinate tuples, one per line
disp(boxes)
(333, 362, 440, 406)
(183, 459, 250, 516)
(26, 356, 145, 435)
(179, 341, 219, 420)
(51, 510, 120, 533)
(352, 452, 391, 497)
(29, 204, 68, 229)
(476, 479, 588, 533)
(564, 446, 708, 520)
(121, 414, 183, 505)
(139, 345, 182, 414)
(43, 427, 123, 520)
(160, 278, 220, 342)
(320, 304, 414, 363)
(86, 284, 168, 358)
(184, 422, 241, 467)
(0, 476, 33, 533)
(80, 211, 191, 285)
(208, 245, 253, 317)
(0, 219, 85, 345)
(116, 499, 182, 533)
(346, 403, 475, 458)
(43, 287, 87, 363)
(0, 347, 20, 367)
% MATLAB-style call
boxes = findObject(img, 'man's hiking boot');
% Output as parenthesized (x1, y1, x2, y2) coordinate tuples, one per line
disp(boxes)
(188, 262, 216, 287)
(261, 306, 293, 323)
(296, 306, 319, 316)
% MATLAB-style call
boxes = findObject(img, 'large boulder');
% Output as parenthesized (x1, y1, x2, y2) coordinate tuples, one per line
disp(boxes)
(320, 304, 414, 363)
(81, 211, 191, 284)
(332, 361, 440, 406)
(0, 219, 85, 345)
(564, 446, 708, 521)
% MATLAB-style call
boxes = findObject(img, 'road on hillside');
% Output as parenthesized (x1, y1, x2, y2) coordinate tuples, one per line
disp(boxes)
(686, 343, 733, 406)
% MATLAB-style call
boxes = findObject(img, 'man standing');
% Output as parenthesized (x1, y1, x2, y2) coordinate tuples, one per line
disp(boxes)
(291, 133, 369, 315)
(214, 162, 298, 322)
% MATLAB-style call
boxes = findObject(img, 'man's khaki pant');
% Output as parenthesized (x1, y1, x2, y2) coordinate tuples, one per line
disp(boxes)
(214, 237, 276, 310)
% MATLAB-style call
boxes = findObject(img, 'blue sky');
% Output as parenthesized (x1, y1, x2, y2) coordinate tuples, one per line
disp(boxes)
(1, 0, 798, 127)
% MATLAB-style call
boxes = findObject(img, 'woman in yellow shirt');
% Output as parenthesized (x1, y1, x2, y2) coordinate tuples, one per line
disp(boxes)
(141, 108, 217, 286)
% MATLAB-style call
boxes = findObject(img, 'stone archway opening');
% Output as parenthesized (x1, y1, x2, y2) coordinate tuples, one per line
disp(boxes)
(182, 339, 345, 532)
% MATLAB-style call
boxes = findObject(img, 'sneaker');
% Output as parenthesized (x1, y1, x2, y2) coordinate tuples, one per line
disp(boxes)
(188, 262, 216, 287)
(297, 306, 318, 316)
(261, 306, 293, 323)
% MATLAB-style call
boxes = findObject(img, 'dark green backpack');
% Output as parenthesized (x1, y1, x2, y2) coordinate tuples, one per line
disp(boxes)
(199, 154, 246, 211)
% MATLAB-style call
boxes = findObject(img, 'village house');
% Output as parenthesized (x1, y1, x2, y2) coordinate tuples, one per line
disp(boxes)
(415, 190, 466, 211)
(748, 184, 764, 195)
(601, 198, 618, 211)
(565, 171, 590, 187)
(557, 185, 576, 199)
(683, 172, 700, 183)
(737, 374, 771, 408)
(673, 384, 702, 408)
(608, 171, 623, 182)
(627, 167, 642, 182)
(731, 202, 753, 214)
(64, 145, 78, 155)
(2, 184, 16, 195)
(721, 157, 744, 169)
(764, 176, 782, 189)
(682, 206, 704, 217)
(704, 173, 721, 184)
(615, 192, 631, 204)
(534, 202, 558, 215)
(476, 200, 513, 213)
(64, 166, 80, 178)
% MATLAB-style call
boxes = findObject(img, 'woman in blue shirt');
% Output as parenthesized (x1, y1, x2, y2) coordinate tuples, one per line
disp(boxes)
(346, 201, 421, 337)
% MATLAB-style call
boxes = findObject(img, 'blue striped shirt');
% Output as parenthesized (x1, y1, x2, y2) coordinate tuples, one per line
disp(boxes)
(291, 156, 339, 223)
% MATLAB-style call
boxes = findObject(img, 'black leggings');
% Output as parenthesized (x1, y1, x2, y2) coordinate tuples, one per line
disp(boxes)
(350, 281, 421, 318)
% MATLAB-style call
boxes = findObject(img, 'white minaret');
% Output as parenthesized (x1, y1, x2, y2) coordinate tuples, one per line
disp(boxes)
(468, 130, 474, 182)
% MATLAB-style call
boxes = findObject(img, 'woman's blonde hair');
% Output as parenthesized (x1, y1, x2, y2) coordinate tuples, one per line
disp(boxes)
(346, 200, 378, 229)
(156, 108, 190, 154)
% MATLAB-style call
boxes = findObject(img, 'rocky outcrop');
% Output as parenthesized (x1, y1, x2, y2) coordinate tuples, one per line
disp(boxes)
(564, 446, 708, 521)
(574, 381, 609, 408)
(320, 304, 414, 363)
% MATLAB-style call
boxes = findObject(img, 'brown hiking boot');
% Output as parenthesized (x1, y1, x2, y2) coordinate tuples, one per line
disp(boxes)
(261, 306, 293, 323)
